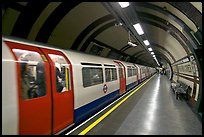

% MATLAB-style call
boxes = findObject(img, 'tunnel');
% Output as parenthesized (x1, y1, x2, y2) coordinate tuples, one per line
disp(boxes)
(2, 2, 202, 135)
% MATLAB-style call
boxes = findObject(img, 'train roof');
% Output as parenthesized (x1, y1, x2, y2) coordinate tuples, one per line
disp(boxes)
(2, 36, 154, 68)
(2, 36, 117, 66)
(62, 50, 117, 66)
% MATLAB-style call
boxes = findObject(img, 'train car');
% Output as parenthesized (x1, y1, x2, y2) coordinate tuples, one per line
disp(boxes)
(137, 64, 148, 82)
(133, 64, 142, 84)
(118, 61, 138, 91)
(2, 36, 155, 135)
(63, 50, 121, 123)
(149, 67, 156, 76)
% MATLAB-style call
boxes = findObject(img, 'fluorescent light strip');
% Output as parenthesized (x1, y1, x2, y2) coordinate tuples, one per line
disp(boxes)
(143, 40, 150, 46)
(133, 23, 144, 35)
(148, 47, 153, 51)
(154, 58, 160, 66)
(118, 2, 130, 8)
(151, 52, 154, 55)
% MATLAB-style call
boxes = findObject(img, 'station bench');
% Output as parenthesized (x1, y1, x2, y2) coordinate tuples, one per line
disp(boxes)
(171, 80, 191, 100)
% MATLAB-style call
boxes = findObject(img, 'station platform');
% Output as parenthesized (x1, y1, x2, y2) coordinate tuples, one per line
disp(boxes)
(64, 74, 202, 135)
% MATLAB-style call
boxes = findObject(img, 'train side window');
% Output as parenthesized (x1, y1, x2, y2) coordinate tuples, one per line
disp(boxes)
(12, 49, 46, 100)
(105, 68, 111, 82)
(48, 54, 70, 93)
(127, 66, 132, 77)
(132, 68, 136, 76)
(105, 68, 117, 82)
(82, 67, 103, 87)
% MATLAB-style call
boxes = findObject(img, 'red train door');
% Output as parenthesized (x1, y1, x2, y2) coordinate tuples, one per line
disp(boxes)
(5, 41, 52, 134)
(114, 61, 126, 94)
(40, 48, 74, 134)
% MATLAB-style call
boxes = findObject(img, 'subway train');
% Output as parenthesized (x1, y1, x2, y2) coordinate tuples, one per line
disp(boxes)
(2, 36, 156, 135)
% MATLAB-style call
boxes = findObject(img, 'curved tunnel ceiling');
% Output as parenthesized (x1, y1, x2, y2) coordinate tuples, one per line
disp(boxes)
(2, 2, 202, 68)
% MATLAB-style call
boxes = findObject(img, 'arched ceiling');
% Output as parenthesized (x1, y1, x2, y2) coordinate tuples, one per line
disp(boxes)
(2, 2, 202, 68)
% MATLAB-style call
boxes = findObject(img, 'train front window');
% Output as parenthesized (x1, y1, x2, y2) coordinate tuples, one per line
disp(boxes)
(48, 54, 70, 93)
(12, 49, 46, 100)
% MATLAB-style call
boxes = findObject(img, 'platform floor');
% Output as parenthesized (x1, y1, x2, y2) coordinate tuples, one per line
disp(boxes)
(66, 74, 202, 135)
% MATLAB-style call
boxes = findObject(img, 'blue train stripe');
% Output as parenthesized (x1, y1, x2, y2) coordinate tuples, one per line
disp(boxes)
(126, 82, 137, 91)
(74, 79, 147, 123)
(74, 89, 120, 123)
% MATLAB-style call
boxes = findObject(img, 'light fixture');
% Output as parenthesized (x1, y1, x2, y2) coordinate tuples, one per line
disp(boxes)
(153, 55, 156, 58)
(115, 22, 123, 27)
(151, 52, 154, 55)
(118, 2, 130, 8)
(148, 47, 153, 51)
(133, 23, 144, 35)
(128, 41, 137, 47)
(127, 31, 137, 47)
(154, 57, 160, 66)
(143, 40, 150, 46)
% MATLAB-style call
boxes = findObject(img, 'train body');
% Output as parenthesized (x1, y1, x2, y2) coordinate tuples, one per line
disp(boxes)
(2, 36, 156, 135)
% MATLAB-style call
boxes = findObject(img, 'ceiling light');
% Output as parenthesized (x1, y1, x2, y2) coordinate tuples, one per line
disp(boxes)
(153, 55, 155, 58)
(115, 22, 123, 26)
(118, 2, 130, 8)
(151, 52, 154, 55)
(148, 47, 153, 51)
(154, 57, 160, 66)
(133, 23, 144, 35)
(143, 40, 150, 46)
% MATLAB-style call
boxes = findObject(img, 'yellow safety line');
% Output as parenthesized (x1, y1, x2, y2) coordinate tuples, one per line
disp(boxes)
(78, 75, 155, 135)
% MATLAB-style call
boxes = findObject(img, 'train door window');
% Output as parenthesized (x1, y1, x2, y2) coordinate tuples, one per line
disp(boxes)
(119, 67, 122, 78)
(12, 49, 46, 100)
(105, 68, 117, 82)
(82, 67, 103, 87)
(132, 67, 136, 76)
(117, 63, 124, 78)
(112, 68, 117, 80)
(48, 54, 70, 93)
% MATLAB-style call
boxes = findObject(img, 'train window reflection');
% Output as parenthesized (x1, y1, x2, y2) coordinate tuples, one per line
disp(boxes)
(48, 54, 70, 93)
(105, 68, 117, 82)
(82, 67, 103, 87)
(127, 66, 136, 77)
(12, 49, 46, 100)
(127, 66, 132, 77)
(132, 68, 136, 75)
(119, 67, 122, 78)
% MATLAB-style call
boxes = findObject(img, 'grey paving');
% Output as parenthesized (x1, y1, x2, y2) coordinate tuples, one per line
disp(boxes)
(86, 74, 202, 135)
